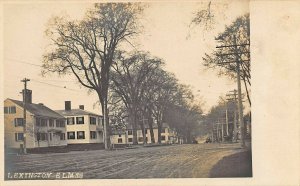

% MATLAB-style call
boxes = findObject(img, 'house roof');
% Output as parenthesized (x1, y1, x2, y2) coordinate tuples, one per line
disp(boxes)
(7, 99, 65, 119)
(55, 109, 102, 117)
(111, 122, 170, 135)
(125, 122, 169, 130)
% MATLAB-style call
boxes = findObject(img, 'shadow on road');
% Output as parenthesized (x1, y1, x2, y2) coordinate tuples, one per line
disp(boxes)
(209, 150, 252, 177)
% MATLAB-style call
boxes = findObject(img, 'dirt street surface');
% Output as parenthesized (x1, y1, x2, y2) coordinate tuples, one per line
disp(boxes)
(5, 143, 248, 179)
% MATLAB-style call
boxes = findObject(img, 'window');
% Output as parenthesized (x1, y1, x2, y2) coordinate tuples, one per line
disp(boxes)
(10, 106, 16, 114)
(56, 120, 65, 128)
(5, 106, 16, 114)
(128, 130, 133, 135)
(38, 133, 48, 141)
(60, 133, 65, 140)
(15, 133, 24, 141)
(128, 138, 133, 142)
(98, 118, 103, 126)
(4, 107, 8, 114)
(77, 131, 85, 139)
(41, 119, 47, 127)
(145, 129, 147, 134)
(90, 117, 96, 125)
(49, 119, 54, 127)
(90, 131, 97, 139)
(60, 120, 66, 127)
(161, 135, 166, 141)
(67, 132, 75, 140)
(14, 118, 24, 127)
(76, 117, 84, 124)
(36, 118, 41, 127)
(118, 138, 122, 143)
(49, 133, 52, 141)
(138, 137, 143, 142)
(67, 117, 75, 125)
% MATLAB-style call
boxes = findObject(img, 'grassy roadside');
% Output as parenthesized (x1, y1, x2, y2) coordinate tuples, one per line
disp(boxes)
(209, 150, 252, 177)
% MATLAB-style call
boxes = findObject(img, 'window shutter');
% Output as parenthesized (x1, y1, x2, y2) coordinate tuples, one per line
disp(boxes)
(15, 133, 17, 141)
(14, 118, 16, 127)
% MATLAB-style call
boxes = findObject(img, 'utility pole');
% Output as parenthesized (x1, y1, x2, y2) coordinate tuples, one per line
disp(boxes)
(211, 124, 214, 142)
(233, 35, 245, 147)
(227, 90, 238, 142)
(225, 102, 229, 136)
(21, 78, 30, 154)
(216, 36, 249, 148)
(220, 120, 224, 142)
(216, 122, 219, 142)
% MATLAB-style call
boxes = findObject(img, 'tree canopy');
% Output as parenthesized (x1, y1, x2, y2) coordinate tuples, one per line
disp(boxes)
(42, 3, 145, 149)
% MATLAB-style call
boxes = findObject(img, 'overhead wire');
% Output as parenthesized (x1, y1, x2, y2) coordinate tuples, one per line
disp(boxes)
(30, 79, 81, 92)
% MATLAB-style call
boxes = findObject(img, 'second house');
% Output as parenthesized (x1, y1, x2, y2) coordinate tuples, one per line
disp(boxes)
(55, 101, 104, 145)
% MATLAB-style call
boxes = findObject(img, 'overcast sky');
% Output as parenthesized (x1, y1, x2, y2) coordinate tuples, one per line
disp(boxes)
(3, 1, 249, 114)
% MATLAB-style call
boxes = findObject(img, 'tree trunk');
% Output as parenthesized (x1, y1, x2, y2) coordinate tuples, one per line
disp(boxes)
(140, 123, 146, 144)
(148, 114, 155, 143)
(128, 108, 138, 145)
(99, 93, 111, 149)
(104, 101, 111, 149)
(186, 129, 192, 144)
(132, 123, 138, 145)
(157, 116, 162, 144)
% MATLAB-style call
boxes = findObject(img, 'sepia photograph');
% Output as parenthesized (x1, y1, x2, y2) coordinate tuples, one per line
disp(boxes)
(1, 0, 299, 185)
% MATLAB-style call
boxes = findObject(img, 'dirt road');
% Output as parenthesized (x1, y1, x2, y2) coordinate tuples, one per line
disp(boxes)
(5, 143, 246, 179)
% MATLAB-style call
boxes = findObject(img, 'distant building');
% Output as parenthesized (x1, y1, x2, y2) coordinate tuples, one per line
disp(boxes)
(110, 122, 178, 145)
(4, 93, 67, 150)
(55, 101, 104, 145)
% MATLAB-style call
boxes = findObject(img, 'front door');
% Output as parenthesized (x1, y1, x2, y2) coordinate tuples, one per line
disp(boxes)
(52, 133, 60, 146)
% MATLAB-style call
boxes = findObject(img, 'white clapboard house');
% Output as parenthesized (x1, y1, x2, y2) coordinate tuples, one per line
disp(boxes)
(110, 121, 178, 145)
(55, 101, 104, 145)
(4, 91, 67, 151)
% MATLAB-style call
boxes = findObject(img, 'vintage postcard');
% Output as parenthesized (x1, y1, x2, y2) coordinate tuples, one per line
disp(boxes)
(0, 0, 299, 186)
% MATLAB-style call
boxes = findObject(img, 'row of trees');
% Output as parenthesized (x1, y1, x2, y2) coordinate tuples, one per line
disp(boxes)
(108, 51, 203, 144)
(42, 3, 203, 147)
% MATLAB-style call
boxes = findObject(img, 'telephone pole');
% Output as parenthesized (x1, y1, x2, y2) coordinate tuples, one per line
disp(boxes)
(227, 90, 238, 142)
(233, 35, 246, 147)
(21, 78, 30, 154)
(216, 36, 249, 148)
(225, 102, 229, 136)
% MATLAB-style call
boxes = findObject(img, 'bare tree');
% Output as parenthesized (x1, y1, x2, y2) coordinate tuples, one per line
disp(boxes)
(189, 1, 228, 32)
(110, 51, 163, 144)
(147, 70, 179, 144)
(42, 3, 144, 149)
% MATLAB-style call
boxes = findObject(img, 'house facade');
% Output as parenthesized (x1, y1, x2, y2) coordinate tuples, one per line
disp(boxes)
(110, 122, 178, 145)
(4, 97, 67, 150)
(55, 101, 104, 145)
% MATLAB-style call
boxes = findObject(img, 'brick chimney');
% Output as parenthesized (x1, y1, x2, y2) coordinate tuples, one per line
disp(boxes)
(22, 89, 32, 104)
(79, 105, 84, 110)
(65, 101, 71, 111)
